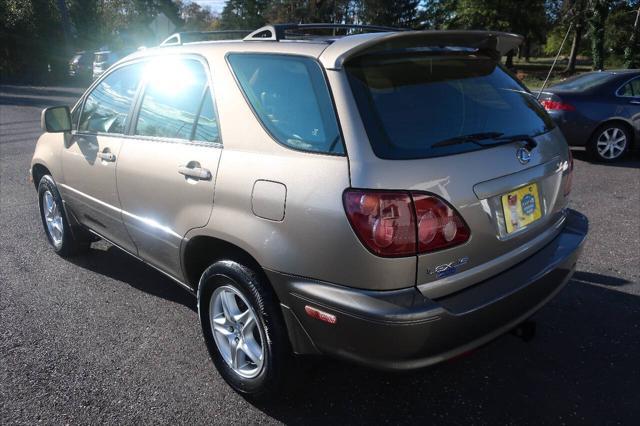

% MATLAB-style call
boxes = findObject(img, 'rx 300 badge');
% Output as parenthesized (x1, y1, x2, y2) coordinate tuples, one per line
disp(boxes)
(427, 256, 470, 279)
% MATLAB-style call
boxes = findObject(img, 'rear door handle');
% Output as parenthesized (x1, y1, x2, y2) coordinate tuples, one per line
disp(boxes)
(629, 99, 640, 105)
(98, 148, 116, 162)
(178, 164, 212, 181)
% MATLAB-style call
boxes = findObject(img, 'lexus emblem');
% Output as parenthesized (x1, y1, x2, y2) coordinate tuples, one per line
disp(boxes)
(516, 147, 532, 164)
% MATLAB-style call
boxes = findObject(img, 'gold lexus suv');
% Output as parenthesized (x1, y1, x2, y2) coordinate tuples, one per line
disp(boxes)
(31, 24, 588, 398)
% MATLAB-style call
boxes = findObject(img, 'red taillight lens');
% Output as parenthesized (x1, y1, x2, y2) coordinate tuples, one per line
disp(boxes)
(564, 149, 574, 195)
(343, 190, 416, 256)
(343, 190, 470, 257)
(540, 100, 575, 111)
(413, 194, 471, 253)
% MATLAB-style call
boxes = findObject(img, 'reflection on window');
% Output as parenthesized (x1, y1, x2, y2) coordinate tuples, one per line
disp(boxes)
(135, 59, 207, 140)
(79, 64, 142, 134)
(228, 54, 343, 154)
(194, 88, 219, 142)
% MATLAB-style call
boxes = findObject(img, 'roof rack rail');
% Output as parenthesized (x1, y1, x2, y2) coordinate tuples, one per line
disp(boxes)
(243, 23, 406, 41)
(160, 30, 252, 46)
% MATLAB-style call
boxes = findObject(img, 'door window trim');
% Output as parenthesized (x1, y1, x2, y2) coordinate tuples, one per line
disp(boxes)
(74, 54, 223, 149)
(74, 58, 148, 138)
(225, 51, 346, 157)
(128, 53, 223, 148)
(615, 75, 640, 97)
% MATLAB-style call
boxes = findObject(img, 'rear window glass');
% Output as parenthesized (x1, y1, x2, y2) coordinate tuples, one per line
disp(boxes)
(346, 54, 554, 160)
(550, 72, 613, 92)
(228, 53, 344, 155)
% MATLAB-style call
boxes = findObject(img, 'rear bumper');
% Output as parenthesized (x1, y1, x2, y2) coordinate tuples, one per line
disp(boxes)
(267, 209, 588, 371)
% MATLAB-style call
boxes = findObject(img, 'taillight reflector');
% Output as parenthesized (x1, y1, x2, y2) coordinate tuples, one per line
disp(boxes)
(304, 305, 337, 324)
(413, 194, 471, 252)
(343, 189, 470, 257)
(540, 100, 575, 111)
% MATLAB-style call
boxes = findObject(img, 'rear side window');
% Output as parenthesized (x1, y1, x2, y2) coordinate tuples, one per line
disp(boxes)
(135, 58, 219, 143)
(346, 54, 555, 160)
(79, 63, 142, 134)
(228, 54, 343, 155)
(618, 77, 640, 97)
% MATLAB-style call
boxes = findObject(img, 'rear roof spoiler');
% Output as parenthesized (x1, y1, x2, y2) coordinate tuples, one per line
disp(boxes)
(319, 30, 524, 70)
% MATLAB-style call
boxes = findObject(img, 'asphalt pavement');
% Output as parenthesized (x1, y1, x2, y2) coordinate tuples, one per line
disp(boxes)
(1, 84, 639, 424)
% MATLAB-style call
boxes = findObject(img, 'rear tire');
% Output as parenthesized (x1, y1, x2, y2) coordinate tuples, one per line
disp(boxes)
(197, 260, 294, 400)
(37, 175, 90, 257)
(587, 124, 630, 162)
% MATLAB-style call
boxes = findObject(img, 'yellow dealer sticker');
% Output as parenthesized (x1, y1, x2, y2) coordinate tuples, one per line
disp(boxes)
(501, 183, 542, 234)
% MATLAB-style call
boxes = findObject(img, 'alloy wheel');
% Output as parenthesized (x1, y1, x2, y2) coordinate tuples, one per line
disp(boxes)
(42, 190, 64, 248)
(209, 285, 265, 379)
(596, 127, 627, 160)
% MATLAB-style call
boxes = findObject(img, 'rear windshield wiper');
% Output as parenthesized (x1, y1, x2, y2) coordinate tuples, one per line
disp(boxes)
(431, 132, 504, 148)
(432, 132, 538, 151)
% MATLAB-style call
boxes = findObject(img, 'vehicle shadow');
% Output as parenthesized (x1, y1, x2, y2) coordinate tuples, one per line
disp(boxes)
(571, 147, 640, 169)
(252, 273, 639, 424)
(68, 243, 197, 312)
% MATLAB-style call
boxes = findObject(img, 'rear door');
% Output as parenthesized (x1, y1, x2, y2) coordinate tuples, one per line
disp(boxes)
(116, 56, 222, 279)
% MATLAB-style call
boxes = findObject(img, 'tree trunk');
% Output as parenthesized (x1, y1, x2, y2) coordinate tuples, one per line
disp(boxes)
(589, 0, 609, 71)
(524, 39, 531, 62)
(624, 6, 640, 68)
(565, 24, 583, 74)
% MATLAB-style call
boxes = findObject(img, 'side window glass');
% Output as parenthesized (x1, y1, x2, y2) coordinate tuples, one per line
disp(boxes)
(193, 88, 220, 142)
(619, 78, 640, 97)
(135, 59, 207, 140)
(79, 63, 142, 134)
(631, 78, 640, 96)
(228, 54, 344, 155)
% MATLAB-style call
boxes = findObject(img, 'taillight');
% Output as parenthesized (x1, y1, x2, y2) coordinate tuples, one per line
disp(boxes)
(540, 100, 575, 111)
(564, 149, 574, 196)
(343, 190, 416, 256)
(413, 194, 471, 252)
(343, 189, 470, 257)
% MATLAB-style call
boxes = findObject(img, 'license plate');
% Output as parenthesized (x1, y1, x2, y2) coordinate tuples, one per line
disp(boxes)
(501, 183, 542, 233)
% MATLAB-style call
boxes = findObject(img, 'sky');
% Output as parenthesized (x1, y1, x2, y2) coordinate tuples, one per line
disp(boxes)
(194, 0, 226, 14)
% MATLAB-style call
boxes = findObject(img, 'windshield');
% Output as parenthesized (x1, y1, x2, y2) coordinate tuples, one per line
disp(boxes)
(345, 54, 555, 160)
(549, 72, 613, 92)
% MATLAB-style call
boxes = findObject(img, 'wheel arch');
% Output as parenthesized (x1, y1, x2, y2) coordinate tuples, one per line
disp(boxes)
(32, 163, 52, 188)
(181, 235, 273, 294)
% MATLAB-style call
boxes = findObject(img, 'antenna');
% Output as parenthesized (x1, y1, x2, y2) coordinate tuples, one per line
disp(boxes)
(537, 23, 573, 99)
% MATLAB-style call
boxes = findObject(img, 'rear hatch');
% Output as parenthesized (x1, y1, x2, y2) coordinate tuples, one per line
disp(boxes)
(336, 42, 571, 298)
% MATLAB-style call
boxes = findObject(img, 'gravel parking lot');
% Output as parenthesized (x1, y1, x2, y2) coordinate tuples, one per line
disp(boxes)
(1, 84, 639, 424)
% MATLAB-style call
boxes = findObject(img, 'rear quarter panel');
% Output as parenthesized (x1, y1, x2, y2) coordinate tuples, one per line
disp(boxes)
(183, 47, 417, 290)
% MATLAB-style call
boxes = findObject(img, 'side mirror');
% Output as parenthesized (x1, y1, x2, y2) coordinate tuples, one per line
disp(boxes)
(41, 106, 72, 133)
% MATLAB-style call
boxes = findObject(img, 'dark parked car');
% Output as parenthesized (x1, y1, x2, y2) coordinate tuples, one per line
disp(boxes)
(538, 70, 640, 162)
(68, 51, 93, 82)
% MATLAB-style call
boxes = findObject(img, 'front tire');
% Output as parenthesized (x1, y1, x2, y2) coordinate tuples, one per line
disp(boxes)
(197, 260, 293, 399)
(37, 175, 90, 257)
(587, 124, 630, 162)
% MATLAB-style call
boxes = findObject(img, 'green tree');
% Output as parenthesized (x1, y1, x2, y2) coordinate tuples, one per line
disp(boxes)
(360, 0, 420, 27)
(220, 0, 267, 29)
